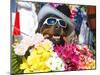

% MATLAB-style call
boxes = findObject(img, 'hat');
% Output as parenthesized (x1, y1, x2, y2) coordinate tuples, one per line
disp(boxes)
(38, 4, 75, 36)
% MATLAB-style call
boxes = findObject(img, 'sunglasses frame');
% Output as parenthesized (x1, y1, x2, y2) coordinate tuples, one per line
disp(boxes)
(43, 17, 67, 28)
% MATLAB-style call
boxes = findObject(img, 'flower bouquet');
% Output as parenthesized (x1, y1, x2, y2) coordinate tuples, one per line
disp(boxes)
(12, 33, 95, 74)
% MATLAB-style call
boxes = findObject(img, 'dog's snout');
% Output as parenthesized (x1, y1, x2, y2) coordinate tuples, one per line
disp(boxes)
(55, 24, 60, 29)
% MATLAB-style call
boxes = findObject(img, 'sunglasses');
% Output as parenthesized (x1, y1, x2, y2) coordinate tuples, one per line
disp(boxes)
(43, 17, 67, 28)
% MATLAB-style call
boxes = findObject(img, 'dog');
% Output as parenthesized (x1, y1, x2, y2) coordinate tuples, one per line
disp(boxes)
(36, 4, 76, 45)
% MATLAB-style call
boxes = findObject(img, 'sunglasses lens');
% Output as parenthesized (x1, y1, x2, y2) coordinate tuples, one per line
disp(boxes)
(47, 18, 56, 25)
(59, 20, 66, 27)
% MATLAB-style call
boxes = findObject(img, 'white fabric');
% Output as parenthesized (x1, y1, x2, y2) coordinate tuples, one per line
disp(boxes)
(17, 2, 38, 37)
(79, 20, 89, 44)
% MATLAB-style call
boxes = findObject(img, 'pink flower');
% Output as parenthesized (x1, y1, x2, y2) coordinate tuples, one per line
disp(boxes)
(54, 44, 80, 70)
(76, 45, 93, 57)
(54, 44, 94, 70)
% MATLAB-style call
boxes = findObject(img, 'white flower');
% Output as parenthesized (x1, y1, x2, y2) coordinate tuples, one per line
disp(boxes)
(14, 36, 34, 56)
(32, 33, 44, 46)
(21, 33, 44, 47)
(21, 36, 33, 46)
(14, 43, 28, 56)
(14, 33, 44, 56)
(46, 52, 65, 71)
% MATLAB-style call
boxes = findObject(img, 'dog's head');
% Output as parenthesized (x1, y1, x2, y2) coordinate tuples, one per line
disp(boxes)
(37, 4, 75, 45)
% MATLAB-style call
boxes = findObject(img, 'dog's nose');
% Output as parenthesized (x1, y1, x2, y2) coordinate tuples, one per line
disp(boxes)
(55, 25, 60, 29)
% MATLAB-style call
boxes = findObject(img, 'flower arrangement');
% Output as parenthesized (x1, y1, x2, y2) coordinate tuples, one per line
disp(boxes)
(12, 33, 95, 73)
(54, 44, 95, 70)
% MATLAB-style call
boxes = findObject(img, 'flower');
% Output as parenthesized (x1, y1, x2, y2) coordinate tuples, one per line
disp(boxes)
(46, 52, 65, 71)
(84, 59, 96, 69)
(40, 39, 54, 52)
(54, 44, 80, 70)
(75, 45, 95, 70)
(78, 55, 96, 70)
(54, 43, 95, 70)
(76, 45, 93, 57)
(14, 33, 44, 56)
(20, 38, 54, 73)
(14, 32, 95, 72)
(14, 36, 34, 56)
(32, 33, 44, 46)
(14, 43, 29, 56)
(20, 57, 32, 73)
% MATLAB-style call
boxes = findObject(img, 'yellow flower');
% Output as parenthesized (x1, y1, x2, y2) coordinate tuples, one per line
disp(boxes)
(20, 62, 29, 70)
(27, 55, 39, 65)
(42, 39, 53, 51)
(20, 57, 32, 73)
(24, 69, 31, 73)
(84, 59, 96, 69)
(20, 39, 53, 73)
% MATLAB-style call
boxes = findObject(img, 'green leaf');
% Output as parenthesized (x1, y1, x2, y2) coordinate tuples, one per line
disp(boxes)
(11, 48, 23, 74)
